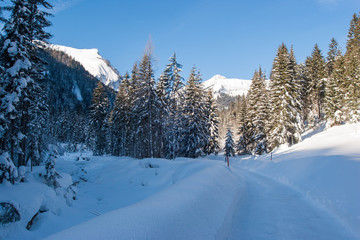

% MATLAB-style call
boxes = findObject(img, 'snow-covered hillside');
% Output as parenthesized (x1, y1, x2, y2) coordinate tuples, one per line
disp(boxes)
(202, 75, 252, 98)
(1, 123, 359, 240)
(47, 44, 121, 90)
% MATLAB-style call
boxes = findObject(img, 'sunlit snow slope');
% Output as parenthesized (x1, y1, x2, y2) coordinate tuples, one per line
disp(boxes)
(47, 44, 121, 90)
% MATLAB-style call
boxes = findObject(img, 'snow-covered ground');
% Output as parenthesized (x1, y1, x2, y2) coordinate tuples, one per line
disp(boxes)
(1, 123, 359, 240)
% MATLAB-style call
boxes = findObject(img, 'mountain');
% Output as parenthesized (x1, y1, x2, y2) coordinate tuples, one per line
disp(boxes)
(202, 75, 252, 98)
(46, 43, 121, 90)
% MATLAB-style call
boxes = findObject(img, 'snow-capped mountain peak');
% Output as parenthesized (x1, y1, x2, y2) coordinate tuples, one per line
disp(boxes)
(46, 43, 121, 90)
(202, 75, 252, 98)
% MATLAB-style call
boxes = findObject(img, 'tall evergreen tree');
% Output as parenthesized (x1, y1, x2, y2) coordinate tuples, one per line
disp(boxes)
(326, 38, 341, 78)
(247, 68, 269, 155)
(236, 95, 252, 155)
(343, 12, 360, 122)
(156, 53, 184, 159)
(325, 54, 345, 125)
(89, 82, 109, 156)
(0, 0, 52, 167)
(132, 48, 161, 158)
(267, 43, 302, 151)
(127, 63, 139, 157)
(305, 44, 326, 125)
(109, 75, 129, 156)
(180, 67, 208, 158)
(203, 90, 220, 155)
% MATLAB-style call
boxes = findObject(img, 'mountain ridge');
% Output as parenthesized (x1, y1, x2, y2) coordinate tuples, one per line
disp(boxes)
(46, 43, 121, 90)
(202, 75, 252, 98)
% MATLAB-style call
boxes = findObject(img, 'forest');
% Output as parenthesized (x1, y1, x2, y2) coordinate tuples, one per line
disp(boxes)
(0, 0, 359, 185)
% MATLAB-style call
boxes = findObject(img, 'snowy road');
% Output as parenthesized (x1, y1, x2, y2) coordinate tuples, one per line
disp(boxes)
(227, 167, 356, 240)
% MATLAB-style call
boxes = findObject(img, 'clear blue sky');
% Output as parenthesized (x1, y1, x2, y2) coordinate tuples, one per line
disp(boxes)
(49, 0, 359, 80)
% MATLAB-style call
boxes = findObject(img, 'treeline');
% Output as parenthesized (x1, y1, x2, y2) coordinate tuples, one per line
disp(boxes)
(224, 12, 360, 156)
(89, 49, 220, 159)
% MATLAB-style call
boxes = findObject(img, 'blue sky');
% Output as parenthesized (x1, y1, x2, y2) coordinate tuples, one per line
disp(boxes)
(49, 0, 359, 80)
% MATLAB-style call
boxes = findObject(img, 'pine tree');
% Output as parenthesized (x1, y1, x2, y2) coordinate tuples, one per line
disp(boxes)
(44, 148, 60, 189)
(109, 77, 129, 156)
(247, 68, 269, 155)
(224, 129, 235, 157)
(326, 38, 341, 78)
(343, 12, 360, 122)
(203, 90, 220, 155)
(325, 44, 344, 126)
(126, 63, 139, 157)
(180, 67, 208, 158)
(132, 47, 161, 158)
(0, 0, 52, 167)
(305, 44, 326, 125)
(236, 95, 252, 155)
(89, 82, 109, 156)
(159, 53, 185, 159)
(267, 43, 302, 151)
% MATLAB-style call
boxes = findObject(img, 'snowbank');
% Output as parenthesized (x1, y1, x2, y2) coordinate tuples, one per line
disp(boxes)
(45, 160, 244, 240)
(235, 123, 360, 238)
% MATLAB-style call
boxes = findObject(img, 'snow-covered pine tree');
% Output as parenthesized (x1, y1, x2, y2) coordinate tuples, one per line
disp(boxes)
(132, 47, 162, 158)
(156, 65, 171, 158)
(127, 63, 140, 158)
(89, 82, 109, 156)
(109, 75, 129, 156)
(325, 42, 344, 126)
(203, 90, 220, 155)
(326, 38, 341, 78)
(247, 68, 269, 155)
(343, 12, 360, 122)
(180, 67, 208, 158)
(267, 43, 302, 151)
(159, 53, 185, 160)
(0, 0, 52, 167)
(236, 95, 252, 155)
(224, 129, 235, 157)
(305, 44, 326, 126)
(44, 148, 60, 189)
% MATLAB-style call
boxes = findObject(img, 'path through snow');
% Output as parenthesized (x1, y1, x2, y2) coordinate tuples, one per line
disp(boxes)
(227, 167, 356, 240)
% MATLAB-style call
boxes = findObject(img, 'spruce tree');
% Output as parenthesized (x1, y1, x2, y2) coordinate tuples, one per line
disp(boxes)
(325, 54, 345, 125)
(127, 63, 139, 157)
(247, 68, 269, 155)
(236, 95, 252, 155)
(132, 48, 161, 158)
(326, 38, 341, 78)
(224, 129, 235, 157)
(0, 0, 52, 167)
(267, 43, 302, 151)
(109, 76, 129, 156)
(343, 12, 360, 122)
(180, 67, 208, 158)
(89, 82, 109, 156)
(203, 90, 220, 155)
(305, 44, 326, 125)
(161, 53, 185, 159)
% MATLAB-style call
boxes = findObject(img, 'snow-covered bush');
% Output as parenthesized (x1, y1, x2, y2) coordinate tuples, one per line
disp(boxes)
(0, 202, 20, 224)
(44, 150, 61, 188)
(0, 152, 18, 184)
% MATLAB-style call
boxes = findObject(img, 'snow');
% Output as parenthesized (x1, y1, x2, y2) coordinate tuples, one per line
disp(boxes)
(72, 83, 83, 101)
(46, 43, 120, 90)
(1, 123, 360, 239)
(202, 75, 252, 98)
